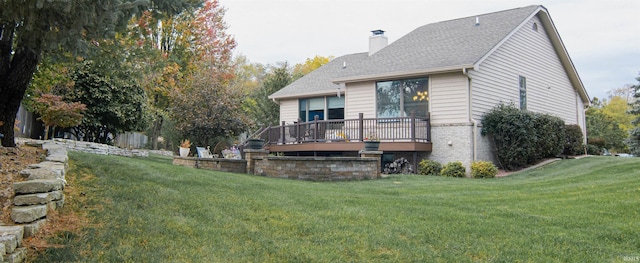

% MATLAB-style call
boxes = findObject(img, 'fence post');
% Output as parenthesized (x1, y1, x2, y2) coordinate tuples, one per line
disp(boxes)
(411, 111, 416, 142)
(359, 113, 364, 142)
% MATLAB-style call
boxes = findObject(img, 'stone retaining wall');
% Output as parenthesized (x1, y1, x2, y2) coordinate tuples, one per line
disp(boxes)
(51, 138, 149, 157)
(0, 141, 69, 262)
(253, 156, 380, 181)
(172, 150, 382, 181)
(172, 157, 246, 174)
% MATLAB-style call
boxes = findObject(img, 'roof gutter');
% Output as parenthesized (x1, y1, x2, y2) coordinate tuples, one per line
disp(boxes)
(332, 64, 475, 83)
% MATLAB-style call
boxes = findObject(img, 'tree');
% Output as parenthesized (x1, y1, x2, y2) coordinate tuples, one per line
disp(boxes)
(627, 75, 640, 155)
(292, 55, 332, 80)
(586, 107, 627, 151)
(33, 94, 86, 140)
(0, 0, 199, 147)
(246, 64, 292, 128)
(61, 61, 148, 144)
(170, 68, 248, 147)
(607, 84, 635, 103)
(601, 96, 634, 133)
(168, 0, 245, 147)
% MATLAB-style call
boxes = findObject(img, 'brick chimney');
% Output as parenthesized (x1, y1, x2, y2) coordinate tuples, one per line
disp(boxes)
(369, 29, 387, 56)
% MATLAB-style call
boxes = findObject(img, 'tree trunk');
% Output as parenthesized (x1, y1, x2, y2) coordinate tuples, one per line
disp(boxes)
(0, 36, 42, 147)
(151, 114, 163, 150)
(43, 125, 50, 140)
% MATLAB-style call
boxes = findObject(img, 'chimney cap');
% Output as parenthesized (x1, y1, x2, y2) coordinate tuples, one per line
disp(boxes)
(371, 29, 385, 36)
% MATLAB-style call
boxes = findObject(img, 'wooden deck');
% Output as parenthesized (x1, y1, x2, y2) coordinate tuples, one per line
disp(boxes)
(257, 113, 432, 154)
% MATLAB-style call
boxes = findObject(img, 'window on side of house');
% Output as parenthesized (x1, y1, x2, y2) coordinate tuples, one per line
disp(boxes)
(298, 96, 345, 122)
(519, 76, 527, 110)
(376, 77, 429, 118)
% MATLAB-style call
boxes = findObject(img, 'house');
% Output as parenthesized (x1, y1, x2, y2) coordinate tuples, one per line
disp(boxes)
(264, 5, 590, 171)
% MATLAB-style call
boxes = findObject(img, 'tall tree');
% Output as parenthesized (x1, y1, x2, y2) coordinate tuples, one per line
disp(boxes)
(246, 63, 292, 128)
(586, 107, 627, 151)
(170, 68, 248, 147)
(601, 96, 634, 133)
(292, 55, 332, 80)
(61, 60, 149, 144)
(168, 0, 244, 147)
(627, 75, 640, 155)
(0, 0, 199, 147)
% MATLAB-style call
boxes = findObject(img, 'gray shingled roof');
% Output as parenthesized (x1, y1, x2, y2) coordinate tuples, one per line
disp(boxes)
(270, 5, 541, 99)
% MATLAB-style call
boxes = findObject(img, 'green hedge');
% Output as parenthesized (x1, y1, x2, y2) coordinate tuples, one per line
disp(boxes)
(564, 124, 584, 155)
(481, 104, 575, 170)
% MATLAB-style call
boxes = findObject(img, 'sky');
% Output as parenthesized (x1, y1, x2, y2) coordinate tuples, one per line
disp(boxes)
(220, 0, 640, 100)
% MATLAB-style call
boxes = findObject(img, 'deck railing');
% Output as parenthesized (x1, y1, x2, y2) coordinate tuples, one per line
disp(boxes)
(258, 112, 431, 145)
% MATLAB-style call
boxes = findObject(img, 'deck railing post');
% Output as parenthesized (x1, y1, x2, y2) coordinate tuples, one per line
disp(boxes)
(410, 111, 416, 142)
(281, 121, 286, 144)
(359, 113, 364, 142)
(297, 118, 302, 142)
(314, 115, 319, 142)
(427, 112, 431, 142)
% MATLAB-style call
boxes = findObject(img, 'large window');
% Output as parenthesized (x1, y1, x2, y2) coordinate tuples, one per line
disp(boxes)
(519, 76, 527, 110)
(376, 77, 429, 118)
(299, 96, 344, 122)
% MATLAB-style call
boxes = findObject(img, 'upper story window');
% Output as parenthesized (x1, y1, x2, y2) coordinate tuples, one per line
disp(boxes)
(299, 96, 344, 122)
(376, 77, 429, 118)
(519, 76, 527, 110)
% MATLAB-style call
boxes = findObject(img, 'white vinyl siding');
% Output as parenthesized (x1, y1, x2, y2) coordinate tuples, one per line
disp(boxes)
(345, 81, 376, 119)
(471, 15, 579, 124)
(430, 72, 469, 124)
(279, 99, 298, 124)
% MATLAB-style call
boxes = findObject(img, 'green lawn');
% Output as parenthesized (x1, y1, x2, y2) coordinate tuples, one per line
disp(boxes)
(34, 153, 639, 262)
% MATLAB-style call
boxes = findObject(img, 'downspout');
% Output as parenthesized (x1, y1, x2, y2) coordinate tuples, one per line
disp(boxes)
(463, 68, 477, 161)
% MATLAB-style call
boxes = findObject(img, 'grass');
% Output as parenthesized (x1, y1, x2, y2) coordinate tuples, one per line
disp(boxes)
(31, 153, 639, 262)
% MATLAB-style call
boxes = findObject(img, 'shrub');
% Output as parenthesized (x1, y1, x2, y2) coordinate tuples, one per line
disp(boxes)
(585, 144, 602, 155)
(482, 104, 536, 170)
(564, 124, 584, 155)
(441, 161, 466, 177)
(587, 137, 606, 148)
(383, 157, 413, 174)
(471, 161, 498, 179)
(533, 114, 565, 159)
(482, 104, 569, 170)
(418, 159, 442, 175)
